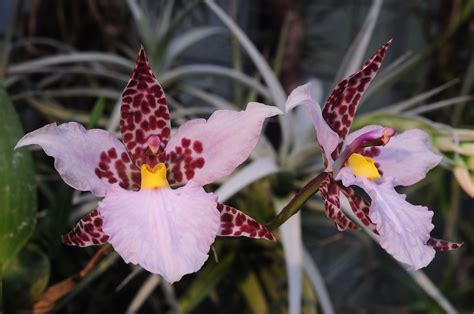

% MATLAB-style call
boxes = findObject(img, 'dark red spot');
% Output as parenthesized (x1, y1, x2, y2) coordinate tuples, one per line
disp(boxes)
(221, 213, 233, 222)
(182, 138, 191, 147)
(157, 119, 166, 128)
(185, 170, 195, 180)
(162, 127, 170, 138)
(193, 141, 203, 154)
(94, 218, 103, 227)
(194, 158, 205, 169)
(108, 148, 117, 159)
(121, 152, 130, 162)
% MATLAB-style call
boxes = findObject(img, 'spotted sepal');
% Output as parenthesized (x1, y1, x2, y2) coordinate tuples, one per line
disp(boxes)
(120, 46, 171, 167)
(322, 40, 392, 150)
(217, 204, 275, 241)
(61, 210, 109, 247)
(427, 237, 463, 251)
(340, 185, 379, 234)
(320, 176, 359, 231)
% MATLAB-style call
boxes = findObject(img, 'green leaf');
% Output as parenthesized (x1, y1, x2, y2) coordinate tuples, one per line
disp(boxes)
(178, 253, 235, 313)
(0, 87, 37, 270)
(3, 244, 50, 311)
(88, 97, 106, 129)
(239, 272, 269, 314)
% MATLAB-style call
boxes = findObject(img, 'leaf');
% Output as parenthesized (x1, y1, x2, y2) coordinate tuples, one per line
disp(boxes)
(178, 253, 235, 313)
(160, 64, 271, 99)
(334, 0, 383, 83)
(273, 196, 302, 314)
(3, 244, 50, 311)
(87, 97, 106, 129)
(8, 52, 134, 73)
(239, 272, 269, 314)
(161, 27, 225, 71)
(302, 248, 335, 314)
(0, 87, 37, 270)
(126, 274, 161, 313)
(215, 157, 280, 203)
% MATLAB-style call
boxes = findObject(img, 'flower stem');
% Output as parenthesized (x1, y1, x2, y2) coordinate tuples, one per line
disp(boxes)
(267, 172, 328, 230)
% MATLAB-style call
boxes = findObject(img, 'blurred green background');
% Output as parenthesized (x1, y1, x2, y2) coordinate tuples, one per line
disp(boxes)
(0, 0, 472, 313)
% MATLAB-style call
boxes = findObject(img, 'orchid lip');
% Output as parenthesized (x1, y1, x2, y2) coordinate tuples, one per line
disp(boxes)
(332, 127, 395, 176)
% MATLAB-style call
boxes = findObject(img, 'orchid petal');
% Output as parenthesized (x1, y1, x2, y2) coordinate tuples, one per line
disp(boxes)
(15, 122, 139, 197)
(120, 47, 171, 166)
(319, 176, 359, 231)
(339, 185, 379, 235)
(100, 184, 220, 283)
(427, 237, 463, 251)
(372, 129, 442, 186)
(285, 83, 339, 169)
(322, 40, 391, 151)
(337, 168, 435, 270)
(217, 203, 275, 241)
(61, 209, 109, 247)
(164, 102, 281, 185)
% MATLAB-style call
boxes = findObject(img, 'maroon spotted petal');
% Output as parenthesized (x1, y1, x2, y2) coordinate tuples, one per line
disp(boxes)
(320, 176, 359, 231)
(339, 185, 379, 235)
(217, 203, 275, 241)
(427, 237, 463, 251)
(61, 210, 109, 247)
(94, 147, 141, 190)
(322, 40, 392, 154)
(120, 46, 171, 166)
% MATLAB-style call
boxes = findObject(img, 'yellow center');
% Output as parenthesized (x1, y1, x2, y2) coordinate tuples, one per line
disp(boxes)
(140, 163, 169, 189)
(346, 153, 381, 179)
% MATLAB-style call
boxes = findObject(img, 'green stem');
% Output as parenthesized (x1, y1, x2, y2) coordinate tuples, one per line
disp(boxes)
(267, 172, 328, 230)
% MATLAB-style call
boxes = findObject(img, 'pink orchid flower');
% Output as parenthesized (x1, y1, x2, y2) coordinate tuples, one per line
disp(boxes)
(285, 40, 462, 270)
(16, 47, 279, 283)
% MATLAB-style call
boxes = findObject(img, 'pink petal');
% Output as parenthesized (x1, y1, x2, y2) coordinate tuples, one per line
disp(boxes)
(15, 122, 139, 196)
(337, 168, 435, 270)
(217, 203, 275, 241)
(99, 184, 220, 283)
(285, 83, 339, 169)
(61, 209, 109, 247)
(120, 47, 170, 166)
(319, 176, 359, 231)
(164, 102, 281, 185)
(322, 40, 391, 155)
(372, 129, 442, 186)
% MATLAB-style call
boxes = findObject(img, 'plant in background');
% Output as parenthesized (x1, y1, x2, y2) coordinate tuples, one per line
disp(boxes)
(15, 47, 277, 283)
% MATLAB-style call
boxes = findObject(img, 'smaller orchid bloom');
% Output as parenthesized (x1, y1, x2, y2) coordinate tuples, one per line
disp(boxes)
(286, 40, 462, 270)
(16, 47, 279, 283)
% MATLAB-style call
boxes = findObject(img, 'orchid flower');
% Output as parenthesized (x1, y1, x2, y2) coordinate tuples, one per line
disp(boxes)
(15, 47, 279, 283)
(285, 40, 462, 270)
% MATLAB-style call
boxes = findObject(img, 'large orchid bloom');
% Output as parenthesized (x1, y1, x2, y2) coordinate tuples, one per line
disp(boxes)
(286, 40, 462, 270)
(16, 48, 279, 283)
